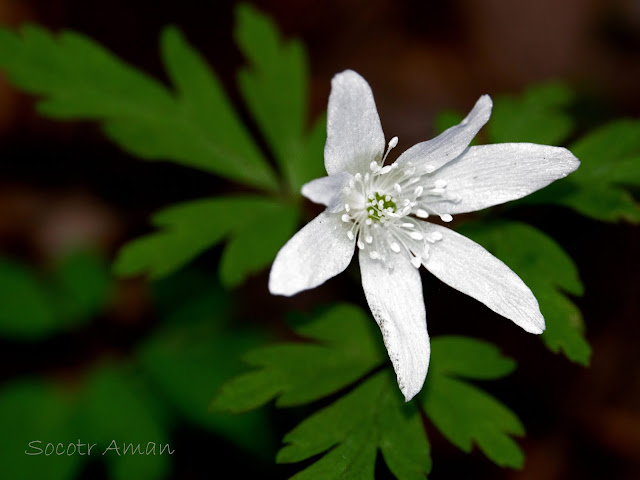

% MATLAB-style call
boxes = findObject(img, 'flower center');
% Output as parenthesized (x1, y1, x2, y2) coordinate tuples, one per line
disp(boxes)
(339, 137, 457, 269)
(367, 192, 397, 221)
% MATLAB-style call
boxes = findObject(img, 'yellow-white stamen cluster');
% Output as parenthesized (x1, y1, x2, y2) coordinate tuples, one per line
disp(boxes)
(339, 137, 456, 269)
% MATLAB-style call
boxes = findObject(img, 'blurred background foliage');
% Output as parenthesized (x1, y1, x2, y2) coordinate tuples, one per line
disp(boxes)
(0, 1, 638, 479)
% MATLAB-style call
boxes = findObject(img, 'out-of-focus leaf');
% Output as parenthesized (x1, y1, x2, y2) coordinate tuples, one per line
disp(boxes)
(0, 25, 278, 191)
(523, 120, 640, 222)
(235, 4, 326, 191)
(0, 260, 55, 339)
(139, 274, 274, 457)
(114, 196, 297, 285)
(460, 221, 590, 365)
(488, 83, 575, 145)
(212, 304, 384, 412)
(435, 110, 465, 135)
(0, 380, 83, 480)
(0, 252, 110, 340)
(50, 250, 111, 323)
(422, 337, 525, 469)
(278, 371, 431, 480)
(78, 365, 170, 480)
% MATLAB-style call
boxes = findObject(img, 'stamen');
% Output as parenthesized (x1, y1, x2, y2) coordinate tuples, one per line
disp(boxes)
(411, 256, 422, 268)
(394, 183, 402, 193)
(357, 240, 365, 249)
(345, 203, 350, 212)
(347, 231, 354, 240)
(434, 179, 447, 188)
(370, 161, 381, 172)
(431, 231, 443, 241)
(416, 209, 429, 218)
(342, 214, 351, 222)
(409, 231, 424, 240)
(390, 242, 401, 253)
(440, 214, 453, 222)
(414, 186, 424, 197)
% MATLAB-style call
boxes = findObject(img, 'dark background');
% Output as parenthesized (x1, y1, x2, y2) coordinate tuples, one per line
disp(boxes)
(0, 0, 639, 479)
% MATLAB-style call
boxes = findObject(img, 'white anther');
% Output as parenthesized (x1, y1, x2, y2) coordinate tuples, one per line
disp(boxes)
(379, 165, 394, 174)
(402, 223, 414, 228)
(414, 186, 424, 197)
(440, 214, 453, 222)
(342, 214, 351, 222)
(388, 136, 398, 149)
(390, 242, 401, 253)
(378, 200, 384, 209)
(416, 209, 429, 218)
(370, 161, 381, 172)
(411, 256, 422, 268)
(400, 206, 411, 216)
(366, 218, 373, 225)
(394, 183, 402, 193)
(364, 172, 370, 182)
(385, 195, 391, 202)
(424, 165, 436, 173)
(434, 179, 447, 188)
(357, 240, 365, 249)
(347, 231, 354, 240)
(345, 203, 350, 212)
(370, 251, 380, 259)
(354, 173, 362, 181)
(431, 231, 443, 241)
(365, 234, 373, 244)
(409, 231, 424, 240)
(349, 179, 356, 188)
(369, 209, 375, 215)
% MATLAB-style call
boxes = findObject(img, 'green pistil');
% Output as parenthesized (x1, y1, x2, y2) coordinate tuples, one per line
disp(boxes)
(368, 192, 397, 221)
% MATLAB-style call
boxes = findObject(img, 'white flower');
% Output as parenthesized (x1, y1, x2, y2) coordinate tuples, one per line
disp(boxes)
(269, 70, 579, 401)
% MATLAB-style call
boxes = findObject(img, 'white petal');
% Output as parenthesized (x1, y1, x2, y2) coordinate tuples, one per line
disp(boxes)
(422, 223, 544, 334)
(269, 212, 355, 296)
(396, 95, 492, 175)
(301, 172, 351, 212)
(324, 70, 386, 175)
(429, 143, 580, 214)
(359, 249, 430, 401)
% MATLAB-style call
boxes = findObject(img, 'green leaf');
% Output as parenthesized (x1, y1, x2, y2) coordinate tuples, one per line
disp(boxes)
(78, 365, 170, 480)
(235, 4, 326, 191)
(0, 252, 110, 340)
(0, 380, 83, 480)
(278, 371, 431, 480)
(212, 304, 384, 411)
(49, 250, 111, 323)
(487, 83, 575, 145)
(219, 201, 299, 288)
(0, 259, 56, 339)
(428, 336, 517, 379)
(422, 336, 525, 469)
(460, 221, 590, 365)
(139, 275, 274, 456)
(0, 25, 278, 191)
(113, 195, 298, 284)
(541, 120, 640, 222)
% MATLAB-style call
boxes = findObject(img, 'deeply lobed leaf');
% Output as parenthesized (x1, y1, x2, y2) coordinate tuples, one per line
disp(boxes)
(113, 196, 299, 287)
(212, 304, 384, 411)
(0, 25, 278, 190)
(279, 371, 431, 480)
(422, 336, 525, 469)
(460, 221, 590, 365)
(235, 4, 326, 192)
